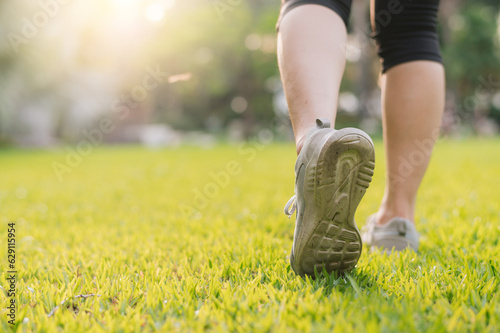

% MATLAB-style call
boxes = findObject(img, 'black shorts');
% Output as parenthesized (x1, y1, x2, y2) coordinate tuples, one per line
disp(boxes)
(277, 0, 442, 73)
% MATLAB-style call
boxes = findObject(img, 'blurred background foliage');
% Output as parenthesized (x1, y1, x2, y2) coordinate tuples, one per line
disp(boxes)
(0, 0, 499, 147)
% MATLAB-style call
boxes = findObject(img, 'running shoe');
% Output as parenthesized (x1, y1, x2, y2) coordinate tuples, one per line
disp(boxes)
(361, 214, 419, 252)
(284, 118, 375, 276)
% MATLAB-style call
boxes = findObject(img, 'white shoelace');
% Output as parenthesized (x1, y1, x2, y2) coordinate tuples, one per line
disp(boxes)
(284, 195, 296, 218)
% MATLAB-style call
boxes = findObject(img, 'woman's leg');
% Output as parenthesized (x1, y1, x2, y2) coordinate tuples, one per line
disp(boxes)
(277, 4, 348, 154)
(278, 1, 377, 276)
(371, 0, 445, 225)
(378, 61, 445, 225)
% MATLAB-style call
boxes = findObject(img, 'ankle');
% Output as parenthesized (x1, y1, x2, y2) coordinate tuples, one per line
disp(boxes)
(376, 200, 415, 225)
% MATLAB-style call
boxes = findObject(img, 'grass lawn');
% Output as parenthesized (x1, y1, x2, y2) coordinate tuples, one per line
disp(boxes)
(0, 138, 499, 332)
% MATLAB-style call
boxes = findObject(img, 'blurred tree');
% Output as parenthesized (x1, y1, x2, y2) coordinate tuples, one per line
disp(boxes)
(441, 0, 500, 132)
(141, 0, 281, 137)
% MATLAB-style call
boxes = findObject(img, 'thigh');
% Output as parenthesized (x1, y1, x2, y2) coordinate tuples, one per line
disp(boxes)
(278, 0, 353, 29)
(370, 0, 442, 72)
(371, 0, 441, 35)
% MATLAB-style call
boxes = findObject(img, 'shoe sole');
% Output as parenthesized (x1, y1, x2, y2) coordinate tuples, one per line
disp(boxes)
(293, 128, 375, 276)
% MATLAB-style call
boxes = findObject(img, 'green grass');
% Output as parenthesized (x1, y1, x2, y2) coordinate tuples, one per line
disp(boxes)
(0, 138, 499, 332)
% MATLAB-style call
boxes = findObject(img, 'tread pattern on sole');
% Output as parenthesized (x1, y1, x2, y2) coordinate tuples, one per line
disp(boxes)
(299, 135, 375, 276)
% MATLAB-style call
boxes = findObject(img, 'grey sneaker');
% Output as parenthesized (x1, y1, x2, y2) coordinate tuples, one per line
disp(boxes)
(361, 214, 420, 252)
(284, 118, 375, 276)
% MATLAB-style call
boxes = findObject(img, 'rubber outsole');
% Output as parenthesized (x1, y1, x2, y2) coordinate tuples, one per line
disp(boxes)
(292, 128, 375, 276)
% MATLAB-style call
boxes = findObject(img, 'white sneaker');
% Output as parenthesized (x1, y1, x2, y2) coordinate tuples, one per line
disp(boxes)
(361, 214, 420, 252)
(284, 118, 375, 276)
